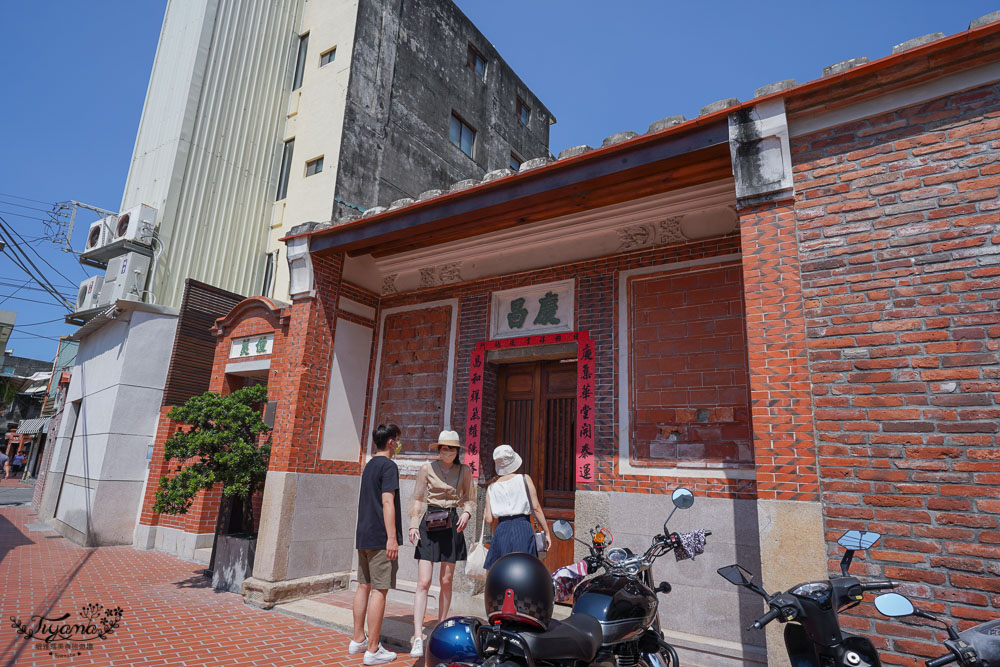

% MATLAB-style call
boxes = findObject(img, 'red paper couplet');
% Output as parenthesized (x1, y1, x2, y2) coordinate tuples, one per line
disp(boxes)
(464, 332, 595, 482)
(575, 334, 596, 485)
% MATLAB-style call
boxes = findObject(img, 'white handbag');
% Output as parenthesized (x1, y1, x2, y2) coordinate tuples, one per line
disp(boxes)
(465, 514, 488, 580)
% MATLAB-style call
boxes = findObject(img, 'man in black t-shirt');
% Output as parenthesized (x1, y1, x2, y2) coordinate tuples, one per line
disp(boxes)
(350, 423, 402, 665)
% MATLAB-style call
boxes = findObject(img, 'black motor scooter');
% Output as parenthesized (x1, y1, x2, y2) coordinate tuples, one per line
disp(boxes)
(874, 592, 1000, 667)
(717, 530, 896, 667)
(425, 488, 709, 667)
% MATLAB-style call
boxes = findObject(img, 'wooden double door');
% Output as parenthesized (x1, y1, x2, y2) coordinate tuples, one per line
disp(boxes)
(497, 360, 576, 572)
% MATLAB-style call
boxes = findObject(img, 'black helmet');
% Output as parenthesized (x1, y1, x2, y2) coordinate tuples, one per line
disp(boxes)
(484, 553, 554, 630)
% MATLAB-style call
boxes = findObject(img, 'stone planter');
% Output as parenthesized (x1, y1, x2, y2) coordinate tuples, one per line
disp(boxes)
(212, 534, 257, 593)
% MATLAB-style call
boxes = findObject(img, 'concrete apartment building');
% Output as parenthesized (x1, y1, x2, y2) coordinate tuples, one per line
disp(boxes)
(36, 0, 552, 548)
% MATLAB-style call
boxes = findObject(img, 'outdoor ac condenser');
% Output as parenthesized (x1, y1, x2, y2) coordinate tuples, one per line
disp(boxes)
(111, 203, 157, 245)
(76, 276, 105, 312)
(97, 252, 151, 307)
(84, 216, 113, 252)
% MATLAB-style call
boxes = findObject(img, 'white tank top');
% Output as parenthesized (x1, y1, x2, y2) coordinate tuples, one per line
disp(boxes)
(488, 475, 531, 516)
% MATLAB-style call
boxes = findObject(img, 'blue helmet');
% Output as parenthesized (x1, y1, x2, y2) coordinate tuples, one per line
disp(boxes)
(426, 616, 481, 667)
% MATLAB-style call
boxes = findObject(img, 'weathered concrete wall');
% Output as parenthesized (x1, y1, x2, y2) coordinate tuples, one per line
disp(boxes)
(44, 308, 178, 546)
(334, 0, 553, 219)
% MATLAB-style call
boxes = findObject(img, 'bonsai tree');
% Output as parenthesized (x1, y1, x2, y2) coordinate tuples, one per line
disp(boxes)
(153, 384, 271, 534)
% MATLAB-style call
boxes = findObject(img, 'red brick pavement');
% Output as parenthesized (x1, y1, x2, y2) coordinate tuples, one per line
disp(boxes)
(0, 507, 418, 667)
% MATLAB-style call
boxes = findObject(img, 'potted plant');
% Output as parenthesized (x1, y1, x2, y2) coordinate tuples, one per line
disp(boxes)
(153, 384, 271, 592)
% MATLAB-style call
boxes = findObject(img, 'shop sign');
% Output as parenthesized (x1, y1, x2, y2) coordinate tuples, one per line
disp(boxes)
(229, 334, 273, 359)
(489, 280, 574, 340)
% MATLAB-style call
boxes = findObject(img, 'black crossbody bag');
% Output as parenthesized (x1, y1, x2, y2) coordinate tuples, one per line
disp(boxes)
(425, 465, 462, 531)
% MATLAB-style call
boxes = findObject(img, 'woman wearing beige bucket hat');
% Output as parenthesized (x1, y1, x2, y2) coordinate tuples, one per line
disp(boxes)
(406, 429, 474, 656)
(483, 444, 552, 569)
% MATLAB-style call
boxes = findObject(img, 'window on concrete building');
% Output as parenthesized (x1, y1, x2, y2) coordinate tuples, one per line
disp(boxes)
(467, 44, 486, 79)
(292, 33, 309, 90)
(276, 139, 294, 200)
(509, 152, 522, 172)
(450, 113, 476, 158)
(517, 98, 531, 126)
(261, 251, 276, 298)
(305, 156, 324, 176)
(320, 47, 336, 67)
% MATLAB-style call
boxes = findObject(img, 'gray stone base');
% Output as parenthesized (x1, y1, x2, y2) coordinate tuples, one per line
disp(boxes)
(133, 523, 215, 561)
(242, 571, 351, 609)
(213, 535, 257, 593)
(757, 499, 827, 667)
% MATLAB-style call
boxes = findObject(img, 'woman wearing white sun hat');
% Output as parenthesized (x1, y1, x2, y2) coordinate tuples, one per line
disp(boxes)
(483, 444, 552, 569)
(406, 429, 474, 657)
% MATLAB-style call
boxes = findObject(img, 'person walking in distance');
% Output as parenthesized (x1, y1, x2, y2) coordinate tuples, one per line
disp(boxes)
(350, 424, 402, 665)
(483, 444, 552, 569)
(407, 430, 475, 657)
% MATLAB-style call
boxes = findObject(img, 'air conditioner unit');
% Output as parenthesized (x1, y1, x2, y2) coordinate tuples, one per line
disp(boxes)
(111, 204, 157, 245)
(84, 216, 113, 253)
(76, 276, 105, 312)
(97, 252, 152, 307)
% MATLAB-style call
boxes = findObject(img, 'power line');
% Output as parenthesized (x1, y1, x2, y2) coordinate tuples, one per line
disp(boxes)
(12, 318, 65, 328)
(0, 294, 74, 307)
(0, 199, 55, 214)
(9, 333, 62, 342)
(0, 214, 79, 287)
(0, 246, 71, 310)
(0, 280, 75, 293)
(0, 209, 54, 223)
(0, 192, 56, 207)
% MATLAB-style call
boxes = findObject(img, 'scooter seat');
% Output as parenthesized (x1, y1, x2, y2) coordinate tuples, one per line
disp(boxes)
(518, 613, 604, 662)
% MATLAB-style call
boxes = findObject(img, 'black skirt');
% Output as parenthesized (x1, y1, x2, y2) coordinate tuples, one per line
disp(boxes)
(414, 507, 469, 563)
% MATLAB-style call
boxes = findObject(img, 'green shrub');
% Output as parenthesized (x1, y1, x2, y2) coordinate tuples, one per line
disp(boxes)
(152, 384, 270, 531)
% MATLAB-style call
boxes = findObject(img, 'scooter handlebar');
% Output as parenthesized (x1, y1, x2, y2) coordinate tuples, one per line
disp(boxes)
(926, 654, 957, 667)
(860, 580, 896, 592)
(749, 607, 781, 631)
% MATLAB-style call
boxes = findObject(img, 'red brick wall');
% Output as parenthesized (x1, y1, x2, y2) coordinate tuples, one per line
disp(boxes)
(792, 82, 1000, 661)
(380, 235, 756, 499)
(139, 297, 292, 533)
(629, 261, 751, 465)
(739, 201, 820, 502)
(374, 305, 452, 453)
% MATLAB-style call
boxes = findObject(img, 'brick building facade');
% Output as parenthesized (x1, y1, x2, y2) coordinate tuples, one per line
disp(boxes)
(137, 17, 1000, 667)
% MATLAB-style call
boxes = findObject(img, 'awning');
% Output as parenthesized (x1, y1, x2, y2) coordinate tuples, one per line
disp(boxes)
(16, 417, 50, 435)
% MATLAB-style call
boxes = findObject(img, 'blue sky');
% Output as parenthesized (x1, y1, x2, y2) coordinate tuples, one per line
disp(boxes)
(0, 0, 996, 361)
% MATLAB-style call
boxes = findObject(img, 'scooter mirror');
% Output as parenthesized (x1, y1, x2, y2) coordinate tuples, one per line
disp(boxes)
(874, 593, 915, 618)
(837, 530, 881, 550)
(717, 564, 754, 587)
(552, 520, 573, 541)
(671, 488, 694, 510)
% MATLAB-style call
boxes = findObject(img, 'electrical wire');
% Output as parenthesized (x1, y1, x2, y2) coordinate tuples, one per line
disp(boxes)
(11, 318, 64, 328)
(0, 278, 32, 306)
(0, 192, 56, 206)
(0, 210, 53, 223)
(0, 294, 74, 307)
(9, 333, 62, 342)
(0, 244, 68, 307)
(0, 214, 79, 288)
(0, 199, 55, 214)
(0, 214, 77, 311)
(0, 281, 75, 295)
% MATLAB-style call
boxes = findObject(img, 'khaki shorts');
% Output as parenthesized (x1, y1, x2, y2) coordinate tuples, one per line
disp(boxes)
(357, 549, 398, 590)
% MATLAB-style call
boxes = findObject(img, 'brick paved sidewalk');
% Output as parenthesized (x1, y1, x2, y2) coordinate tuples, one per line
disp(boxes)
(0, 506, 421, 667)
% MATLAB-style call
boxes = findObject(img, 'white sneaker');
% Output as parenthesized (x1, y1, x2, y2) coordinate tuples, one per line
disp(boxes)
(348, 638, 367, 655)
(364, 644, 397, 665)
(409, 637, 423, 657)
